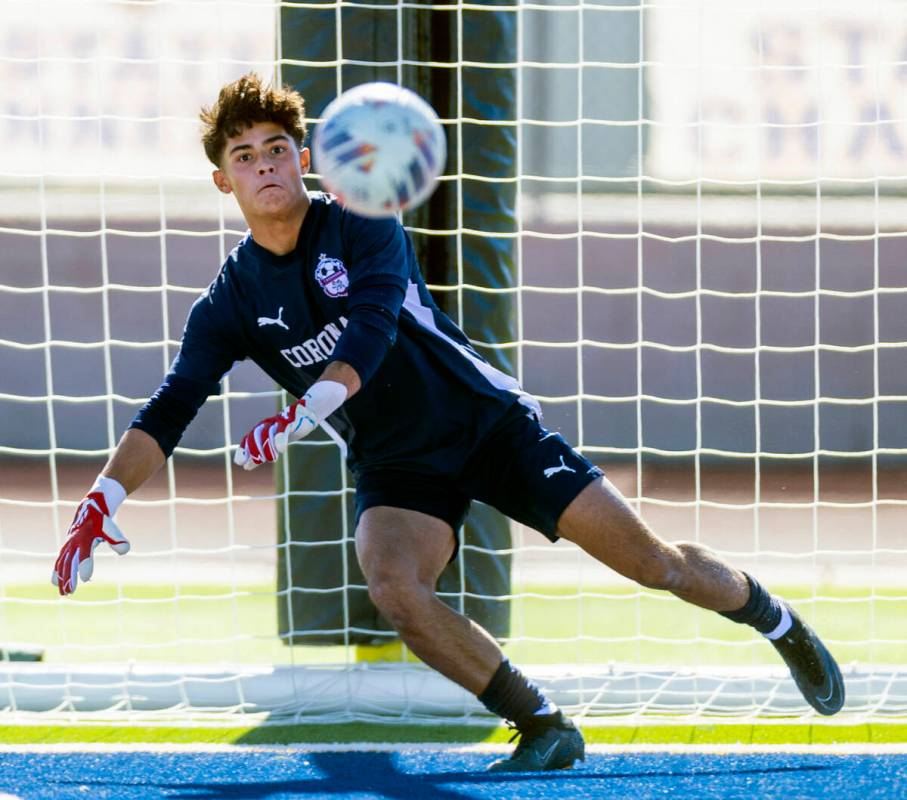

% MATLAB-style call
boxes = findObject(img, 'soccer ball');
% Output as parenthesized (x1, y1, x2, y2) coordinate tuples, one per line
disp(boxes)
(313, 82, 446, 218)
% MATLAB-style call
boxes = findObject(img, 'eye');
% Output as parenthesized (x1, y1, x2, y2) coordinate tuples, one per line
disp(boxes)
(271, 144, 287, 155)
(237, 152, 252, 163)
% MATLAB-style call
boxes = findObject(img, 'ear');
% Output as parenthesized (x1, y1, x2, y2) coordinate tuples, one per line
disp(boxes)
(212, 169, 233, 195)
(299, 147, 311, 176)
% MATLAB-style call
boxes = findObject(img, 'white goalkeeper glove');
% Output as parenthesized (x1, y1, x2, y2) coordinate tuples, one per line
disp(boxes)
(233, 380, 347, 471)
(52, 476, 130, 596)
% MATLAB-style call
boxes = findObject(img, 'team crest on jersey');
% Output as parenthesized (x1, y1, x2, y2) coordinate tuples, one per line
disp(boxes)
(314, 253, 349, 298)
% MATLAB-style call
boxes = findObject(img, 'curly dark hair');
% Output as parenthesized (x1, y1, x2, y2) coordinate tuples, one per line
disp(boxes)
(199, 72, 306, 166)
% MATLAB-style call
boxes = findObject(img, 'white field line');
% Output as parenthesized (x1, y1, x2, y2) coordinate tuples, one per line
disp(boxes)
(0, 742, 905, 755)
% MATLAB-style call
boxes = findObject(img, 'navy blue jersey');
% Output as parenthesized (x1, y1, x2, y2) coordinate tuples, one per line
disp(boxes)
(132, 192, 539, 476)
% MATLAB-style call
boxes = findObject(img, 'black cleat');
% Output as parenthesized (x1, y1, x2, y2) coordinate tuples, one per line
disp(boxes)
(487, 712, 585, 772)
(770, 604, 845, 715)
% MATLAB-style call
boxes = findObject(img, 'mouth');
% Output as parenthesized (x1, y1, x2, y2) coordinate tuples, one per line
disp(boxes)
(258, 183, 282, 193)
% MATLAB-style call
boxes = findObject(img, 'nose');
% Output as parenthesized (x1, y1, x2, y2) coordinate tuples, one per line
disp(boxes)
(258, 162, 274, 175)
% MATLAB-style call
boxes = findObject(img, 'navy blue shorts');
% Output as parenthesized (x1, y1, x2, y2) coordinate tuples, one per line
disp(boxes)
(354, 402, 603, 541)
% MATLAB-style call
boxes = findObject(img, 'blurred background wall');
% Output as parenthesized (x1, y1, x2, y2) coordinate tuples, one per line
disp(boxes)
(1, 0, 905, 461)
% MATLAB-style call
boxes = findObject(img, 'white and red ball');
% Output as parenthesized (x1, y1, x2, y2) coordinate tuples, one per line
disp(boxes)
(313, 82, 446, 218)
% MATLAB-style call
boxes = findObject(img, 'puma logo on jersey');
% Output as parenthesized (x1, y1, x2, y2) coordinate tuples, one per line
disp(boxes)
(258, 307, 289, 330)
(543, 455, 576, 479)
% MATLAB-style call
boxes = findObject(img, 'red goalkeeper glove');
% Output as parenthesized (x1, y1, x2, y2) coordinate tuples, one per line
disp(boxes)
(52, 488, 130, 596)
(234, 381, 347, 471)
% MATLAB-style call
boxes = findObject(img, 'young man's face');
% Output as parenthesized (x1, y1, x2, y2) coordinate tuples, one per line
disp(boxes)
(212, 121, 310, 219)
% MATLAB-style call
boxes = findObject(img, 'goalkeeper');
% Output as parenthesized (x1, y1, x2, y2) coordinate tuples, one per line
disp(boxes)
(51, 73, 844, 771)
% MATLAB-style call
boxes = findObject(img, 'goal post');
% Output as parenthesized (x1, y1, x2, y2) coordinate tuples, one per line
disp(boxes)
(0, 0, 906, 726)
(275, 0, 515, 652)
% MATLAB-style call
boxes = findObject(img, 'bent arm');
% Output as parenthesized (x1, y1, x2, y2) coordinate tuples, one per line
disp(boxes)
(101, 428, 167, 495)
(331, 211, 410, 388)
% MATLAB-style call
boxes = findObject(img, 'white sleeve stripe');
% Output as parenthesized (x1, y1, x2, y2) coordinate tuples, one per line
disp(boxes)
(401, 282, 542, 417)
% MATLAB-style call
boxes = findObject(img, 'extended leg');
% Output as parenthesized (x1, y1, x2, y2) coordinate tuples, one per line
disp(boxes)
(557, 475, 749, 611)
(556, 477, 845, 715)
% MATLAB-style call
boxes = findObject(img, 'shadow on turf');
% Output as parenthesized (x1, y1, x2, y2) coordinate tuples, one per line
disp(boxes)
(55, 751, 839, 799)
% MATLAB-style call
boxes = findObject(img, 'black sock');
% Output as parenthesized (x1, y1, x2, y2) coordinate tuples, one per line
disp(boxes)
(719, 573, 788, 636)
(477, 659, 557, 729)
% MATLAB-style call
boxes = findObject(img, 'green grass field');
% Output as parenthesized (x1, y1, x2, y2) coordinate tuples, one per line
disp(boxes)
(2, 582, 905, 745)
(2, 582, 904, 666)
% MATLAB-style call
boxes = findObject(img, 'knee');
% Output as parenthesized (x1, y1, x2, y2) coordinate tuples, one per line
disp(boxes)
(366, 569, 432, 633)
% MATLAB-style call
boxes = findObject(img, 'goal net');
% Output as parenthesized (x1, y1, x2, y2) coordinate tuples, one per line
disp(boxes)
(1, 0, 905, 726)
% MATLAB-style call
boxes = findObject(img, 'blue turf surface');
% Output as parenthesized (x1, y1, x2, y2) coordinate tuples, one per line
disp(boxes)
(1, 750, 904, 799)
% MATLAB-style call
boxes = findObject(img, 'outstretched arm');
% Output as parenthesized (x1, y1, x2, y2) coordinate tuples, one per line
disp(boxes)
(52, 276, 242, 595)
(53, 344, 228, 596)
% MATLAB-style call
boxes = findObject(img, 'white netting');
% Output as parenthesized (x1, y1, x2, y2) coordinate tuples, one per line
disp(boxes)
(0, 0, 905, 725)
